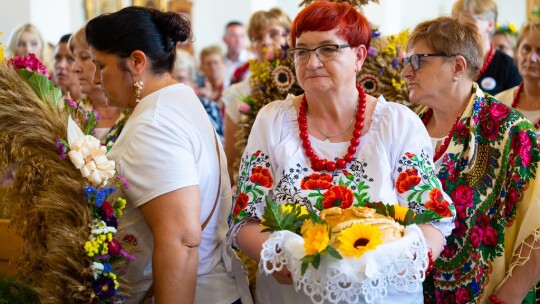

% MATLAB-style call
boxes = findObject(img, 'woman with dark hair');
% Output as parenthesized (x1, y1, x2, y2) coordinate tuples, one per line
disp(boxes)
(86, 6, 250, 303)
(402, 16, 540, 303)
(228, 2, 454, 303)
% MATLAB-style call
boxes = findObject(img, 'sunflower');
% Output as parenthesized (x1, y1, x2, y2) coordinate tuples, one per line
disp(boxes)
(271, 65, 295, 93)
(302, 221, 330, 255)
(392, 203, 409, 222)
(337, 224, 383, 258)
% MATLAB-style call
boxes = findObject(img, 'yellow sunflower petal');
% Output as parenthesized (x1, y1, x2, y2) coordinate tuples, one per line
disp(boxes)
(337, 224, 383, 258)
(302, 222, 330, 255)
(393, 203, 409, 222)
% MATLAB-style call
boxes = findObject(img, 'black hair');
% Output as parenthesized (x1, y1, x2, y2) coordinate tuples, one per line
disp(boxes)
(225, 21, 243, 29)
(58, 34, 72, 44)
(86, 6, 192, 74)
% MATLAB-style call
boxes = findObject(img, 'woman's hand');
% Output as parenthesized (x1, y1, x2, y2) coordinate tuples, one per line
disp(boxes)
(270, 265, 293, 285)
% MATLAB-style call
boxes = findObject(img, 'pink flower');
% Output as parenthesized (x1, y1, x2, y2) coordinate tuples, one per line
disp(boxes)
(108, 239, 122, 256)
(470, 226, 483, 248)
(483, 226, 498, 246)
(441, 243, 456, 258)
(9, 53, 50, 78)
(455, 288, 471, 303)
(453, 219, 467, 236)
(512, 131, 533, 167)
(490, 103, 510, 120)
(451, 185, 474, 207)
(238, 102, 251, 114)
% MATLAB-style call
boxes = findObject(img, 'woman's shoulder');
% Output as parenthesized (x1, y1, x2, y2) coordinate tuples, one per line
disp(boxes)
(371, 96, 422, 128)
(494, 85, 519, 106)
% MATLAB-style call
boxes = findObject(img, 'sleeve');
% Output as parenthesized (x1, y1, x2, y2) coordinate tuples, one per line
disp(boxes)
(120, 121, 199, 207)
(227, 102, 282, 247)
(381, 103, 456, 238)
(222, 81, 250, 124)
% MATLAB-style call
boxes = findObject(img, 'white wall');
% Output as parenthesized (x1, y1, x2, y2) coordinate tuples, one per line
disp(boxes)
(0, 0, 529, 57)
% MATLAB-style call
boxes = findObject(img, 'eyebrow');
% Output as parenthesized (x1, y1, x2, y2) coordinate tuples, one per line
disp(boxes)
(296, 39, 338, 47)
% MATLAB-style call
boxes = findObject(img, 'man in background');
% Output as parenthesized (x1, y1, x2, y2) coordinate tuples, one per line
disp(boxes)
(222, 21, 252, 88)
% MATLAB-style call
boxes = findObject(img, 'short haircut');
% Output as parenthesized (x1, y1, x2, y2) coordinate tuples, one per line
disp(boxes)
(290, 1, 371, 49)
(407, 16, 483, 79)
(200, 45, 224, 63)
(452, 0, 498, 22)
(225, 21, 243, 29)
(247, 8, 291, 42)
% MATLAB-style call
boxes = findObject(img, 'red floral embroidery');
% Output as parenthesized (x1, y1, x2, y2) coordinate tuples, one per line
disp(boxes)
(479, 110, 500, 140)
(300, 173, 333, 190)
(512, 131, 532, 168)
(455, 287, 471, 303)
(425, 188, 452, 217)
(321, 185, 354, 209)
(250, 166, 273, 188)
(470, 226, 483, 248)
(395, 168, 421, 193)
(483, 226, 498, 246)
(233, 193, 249, 218)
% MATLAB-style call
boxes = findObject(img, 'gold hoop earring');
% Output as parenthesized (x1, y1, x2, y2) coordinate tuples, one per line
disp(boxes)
(134, 80, 144, 103)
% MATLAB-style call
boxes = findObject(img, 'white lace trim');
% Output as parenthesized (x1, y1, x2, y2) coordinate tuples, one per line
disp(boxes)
(260, 225, 429, 304)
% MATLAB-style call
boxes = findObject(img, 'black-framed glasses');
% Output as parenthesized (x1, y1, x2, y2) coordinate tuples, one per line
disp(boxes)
(402, 53, 458, 71)
(287, 44, 351, 64)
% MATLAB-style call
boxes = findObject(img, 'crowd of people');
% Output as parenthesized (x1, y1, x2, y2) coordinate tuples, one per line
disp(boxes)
(2, 0, 540, 303)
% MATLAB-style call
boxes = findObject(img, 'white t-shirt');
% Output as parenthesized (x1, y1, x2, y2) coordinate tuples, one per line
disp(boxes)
(229, 95, 455, 304)
(221, 79, 251, 124)
(107, 83, 240, 304)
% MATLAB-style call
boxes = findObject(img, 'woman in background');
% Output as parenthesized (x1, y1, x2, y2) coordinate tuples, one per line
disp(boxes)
(68, 25, 127, 146)
(496, 21, 540, 130)
(7, 23, 53, 73)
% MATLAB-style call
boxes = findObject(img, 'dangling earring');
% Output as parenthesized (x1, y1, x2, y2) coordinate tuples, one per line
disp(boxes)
(133, 80, 144, 103)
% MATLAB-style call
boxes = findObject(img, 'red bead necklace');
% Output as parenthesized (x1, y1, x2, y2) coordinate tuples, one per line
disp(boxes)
(421, 108, 461, 162)
(298, 84, 366, 172)
(477, 43, 495, 78)
(511, 82, 540, 129)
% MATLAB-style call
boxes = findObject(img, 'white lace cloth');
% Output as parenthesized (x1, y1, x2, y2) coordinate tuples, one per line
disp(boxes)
(260, 225, 429, 304)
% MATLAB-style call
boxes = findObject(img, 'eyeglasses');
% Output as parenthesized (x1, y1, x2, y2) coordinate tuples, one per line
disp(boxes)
(402, 53, 458, 71)
(252, 29, 287, 44)
(287, 44, 351, 64)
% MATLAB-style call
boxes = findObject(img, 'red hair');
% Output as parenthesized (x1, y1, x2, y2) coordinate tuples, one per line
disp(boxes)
(290, 2, 371, 48)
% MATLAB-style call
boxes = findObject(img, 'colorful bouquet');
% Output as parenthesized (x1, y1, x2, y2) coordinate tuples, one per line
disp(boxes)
(0, 53, 135, 303)
(260, 199, 437, 304)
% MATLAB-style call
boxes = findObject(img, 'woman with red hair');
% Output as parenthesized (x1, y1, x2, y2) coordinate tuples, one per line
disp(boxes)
(228, 2, 455, 303)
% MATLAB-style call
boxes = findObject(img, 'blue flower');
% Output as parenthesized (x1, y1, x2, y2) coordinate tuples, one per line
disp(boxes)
(92, 277, 116, 299)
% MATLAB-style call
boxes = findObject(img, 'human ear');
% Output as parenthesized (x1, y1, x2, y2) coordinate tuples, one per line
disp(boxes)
(355, 45, 367, 71)
(453, 55, 467, 80)
(128, 50, 147, 77)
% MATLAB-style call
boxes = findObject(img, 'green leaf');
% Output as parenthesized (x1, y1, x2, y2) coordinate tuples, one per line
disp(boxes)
(413, 210, 441, 225)
(312, 253, 321, 269)
(300, 259, 310, 276)
(19, 69, 61, 106)
(308, 192, 321, 198)
(325, 246, 342, 259)
(261, 197, 308, 232)
(365, 201, 389, 216)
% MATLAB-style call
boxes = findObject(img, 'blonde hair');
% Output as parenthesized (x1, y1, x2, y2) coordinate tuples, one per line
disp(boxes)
(68, 24, 89, 52)
(452, 0, 498, 22)
(174, 49, 198, 83)
(407, 16, 483, 79)
(247, 8, 291, 42)
(199, 45, 224, 63)
(516, 21, 540, 54)
(7, 23, 45, 58)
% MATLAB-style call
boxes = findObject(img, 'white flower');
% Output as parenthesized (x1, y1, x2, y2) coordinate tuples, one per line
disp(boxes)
(67, 116, 115, 186)
(91, 262, 104, 280)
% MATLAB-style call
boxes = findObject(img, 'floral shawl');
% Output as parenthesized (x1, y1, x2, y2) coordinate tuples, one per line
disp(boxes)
(421, 83, 540, 303)
(76, 98, 130, 147)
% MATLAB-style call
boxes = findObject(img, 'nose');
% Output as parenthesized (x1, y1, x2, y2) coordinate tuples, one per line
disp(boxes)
(305, 51, 323, 68)
(92, 68, 101, 85)
(530, 51, 540, 62)
(401, 62, 413, 79)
